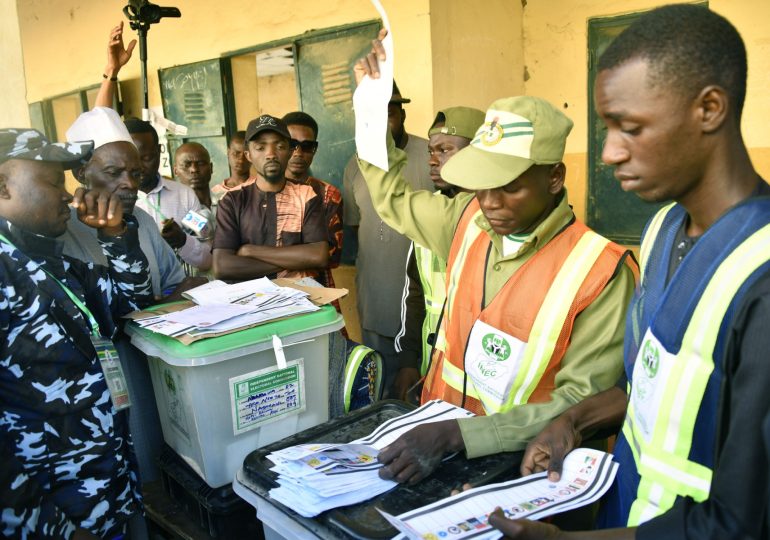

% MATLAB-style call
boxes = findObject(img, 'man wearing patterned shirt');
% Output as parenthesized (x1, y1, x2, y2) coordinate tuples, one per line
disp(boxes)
(282, 111, 343, 289)
(0, 128, 153, 539)
(213, 115, 329, 281)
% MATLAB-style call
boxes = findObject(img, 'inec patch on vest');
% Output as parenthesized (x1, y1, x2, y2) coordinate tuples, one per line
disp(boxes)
(630, 329, 674, 443)
(466, 320, 526, 405)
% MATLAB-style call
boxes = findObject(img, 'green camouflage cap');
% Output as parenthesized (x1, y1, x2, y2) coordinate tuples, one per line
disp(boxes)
(442, 96, 573, 190)
(428, 106, 486, 141)
(0, 128, 93, 170)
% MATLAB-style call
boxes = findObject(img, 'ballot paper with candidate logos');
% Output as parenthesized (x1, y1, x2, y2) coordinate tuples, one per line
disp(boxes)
(267, 400, 475, 517)
(381, 447, 618, 540)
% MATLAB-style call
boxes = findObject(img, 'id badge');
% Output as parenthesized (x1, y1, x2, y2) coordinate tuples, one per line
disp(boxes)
(91, 336, 131, 410)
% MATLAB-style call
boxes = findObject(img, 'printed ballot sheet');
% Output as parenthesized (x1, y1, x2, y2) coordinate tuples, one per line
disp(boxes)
(383, 448, 618, 540)
(267, 400, 475, 517)
(353, 0, 393, 170)
(131, 277, 319, 339)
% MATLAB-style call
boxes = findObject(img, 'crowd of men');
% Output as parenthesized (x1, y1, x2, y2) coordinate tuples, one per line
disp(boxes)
(2, 4, 769, 539)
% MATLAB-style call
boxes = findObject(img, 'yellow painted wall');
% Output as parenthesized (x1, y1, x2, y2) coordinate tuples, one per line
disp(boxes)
(521, 0, 770, 221)
(17, 0, 435, 136)
(429, 0, 525, 114)
(231, 55, 259, 131)
(256, 72, 298, 119)
(1, 0, 30, 127)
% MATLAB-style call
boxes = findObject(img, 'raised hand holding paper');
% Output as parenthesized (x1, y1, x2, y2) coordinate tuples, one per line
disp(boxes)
(353, 0, 393, 171)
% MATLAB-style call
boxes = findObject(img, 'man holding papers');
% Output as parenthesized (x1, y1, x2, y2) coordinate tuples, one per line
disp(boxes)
(490, 5, 770, 539)
(353, 32, 637, 484)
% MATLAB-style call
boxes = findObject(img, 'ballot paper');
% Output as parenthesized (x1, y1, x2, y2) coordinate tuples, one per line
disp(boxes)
(130, 278, 320, 339)
(267, 400, 475, 517)
(353, 0, 394, 171)
(383, 447, 619, 540)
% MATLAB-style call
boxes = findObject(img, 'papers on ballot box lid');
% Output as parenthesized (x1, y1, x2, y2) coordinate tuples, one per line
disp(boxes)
(267, 400, 475, 518)
(382, 447, 619, 540)
(125, 277, 347, 344)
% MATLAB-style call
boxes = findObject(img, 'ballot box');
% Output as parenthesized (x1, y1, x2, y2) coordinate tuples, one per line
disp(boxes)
(126, 305, 344, 488)
(233, 400, 523, 539)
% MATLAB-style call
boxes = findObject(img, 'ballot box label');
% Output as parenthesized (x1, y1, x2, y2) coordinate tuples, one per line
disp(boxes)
(229, 359, 306, 435)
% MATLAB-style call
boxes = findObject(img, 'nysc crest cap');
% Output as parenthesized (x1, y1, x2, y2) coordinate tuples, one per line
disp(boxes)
(442, 96, 573, 190)
(428, 106, 486, 141)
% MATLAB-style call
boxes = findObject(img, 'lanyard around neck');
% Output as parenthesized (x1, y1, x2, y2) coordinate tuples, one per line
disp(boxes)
(0, 231, 101, 337)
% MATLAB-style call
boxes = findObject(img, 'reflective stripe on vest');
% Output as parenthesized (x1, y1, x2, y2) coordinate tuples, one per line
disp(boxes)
(444, 207, 485, 326)
(414, 242, 447, 375)
(503, 231, 609, 408)
(639, 202, 675, 283)
(343, 345, 378, 413)
(623, 218, 770, 526)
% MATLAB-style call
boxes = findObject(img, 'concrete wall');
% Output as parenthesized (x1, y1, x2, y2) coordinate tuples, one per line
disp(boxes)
(1, 0, 30, 127)
(429, 0, 525, 113)
(256, 72, 299, 120)
(521, 0, 770, 221)
(16, 0, 435, 135)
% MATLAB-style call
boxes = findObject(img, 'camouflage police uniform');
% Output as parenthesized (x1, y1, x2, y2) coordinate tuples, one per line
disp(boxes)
(0, 129, 153, 538)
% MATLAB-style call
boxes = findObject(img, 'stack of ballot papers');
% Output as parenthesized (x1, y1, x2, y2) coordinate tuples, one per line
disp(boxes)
(131, 278, 319, 338)
(267, 400, 475, 517)
(380, 447, 619, 540)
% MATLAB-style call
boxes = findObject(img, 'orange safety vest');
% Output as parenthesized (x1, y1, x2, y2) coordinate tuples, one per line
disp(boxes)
(421, 199, 634, 415)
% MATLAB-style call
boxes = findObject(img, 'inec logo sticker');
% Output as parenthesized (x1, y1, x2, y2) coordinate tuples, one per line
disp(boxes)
(641, 339, 660, 378)
(482, 333, 511, 362)
(479, 118, 504, 147)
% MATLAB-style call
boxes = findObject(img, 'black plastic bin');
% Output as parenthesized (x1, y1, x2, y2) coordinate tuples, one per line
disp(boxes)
(235, 400, 524, 539)
(158, 444, 265, 539)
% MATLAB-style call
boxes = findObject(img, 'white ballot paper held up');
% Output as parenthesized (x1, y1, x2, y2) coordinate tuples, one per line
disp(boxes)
(353, 0, 394, 171)
(267, 400, 475, 517)
(382, 447, 619, 540)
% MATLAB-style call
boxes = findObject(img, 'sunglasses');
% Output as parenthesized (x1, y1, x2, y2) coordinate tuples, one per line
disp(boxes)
(289, 139, 319, 153)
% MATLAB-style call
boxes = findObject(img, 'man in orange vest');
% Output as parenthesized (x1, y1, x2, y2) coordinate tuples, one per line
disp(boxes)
(354, 37, 638, 485)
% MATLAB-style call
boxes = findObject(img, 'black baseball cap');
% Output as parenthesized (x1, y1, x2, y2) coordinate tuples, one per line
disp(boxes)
(245, 115, 291, 142)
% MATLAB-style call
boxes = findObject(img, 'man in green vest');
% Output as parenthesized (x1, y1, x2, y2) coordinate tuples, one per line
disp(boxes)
(393, 106, 485, 401)
(490, 4, 770, 539)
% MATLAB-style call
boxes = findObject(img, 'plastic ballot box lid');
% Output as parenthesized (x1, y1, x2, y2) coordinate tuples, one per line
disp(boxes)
(127, 304, 342, 366)
(235, 400, 523, 539)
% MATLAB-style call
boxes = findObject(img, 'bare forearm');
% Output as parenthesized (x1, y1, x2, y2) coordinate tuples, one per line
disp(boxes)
(213, 249, 282, 280)
(95, 78, 117, 109)
(238, 242, 329, 271)
(566, 386, 628, 437)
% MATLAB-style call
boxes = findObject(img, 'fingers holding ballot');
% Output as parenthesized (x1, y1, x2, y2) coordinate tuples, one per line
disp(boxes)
(354, 28, 389, 85)
(520, 413, 582, 482)
(488, 507, 566, 540)
(72, 187, 126, 235)
(377, 419, 464, 485)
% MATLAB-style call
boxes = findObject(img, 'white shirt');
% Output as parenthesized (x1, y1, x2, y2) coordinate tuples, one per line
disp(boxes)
(135, 175, 213, 273)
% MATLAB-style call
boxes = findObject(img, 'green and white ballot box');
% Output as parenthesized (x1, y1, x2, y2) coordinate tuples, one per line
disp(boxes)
(126, 305, 344, 488)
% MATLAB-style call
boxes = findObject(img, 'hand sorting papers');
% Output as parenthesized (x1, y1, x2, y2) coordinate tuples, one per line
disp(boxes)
(382, 447, 619, 540)
(131, 278, 319, 338)
(267, 400, 475, 517)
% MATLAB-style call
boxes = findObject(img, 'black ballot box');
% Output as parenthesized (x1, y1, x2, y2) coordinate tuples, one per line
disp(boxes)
(233, 400, 523, 539)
